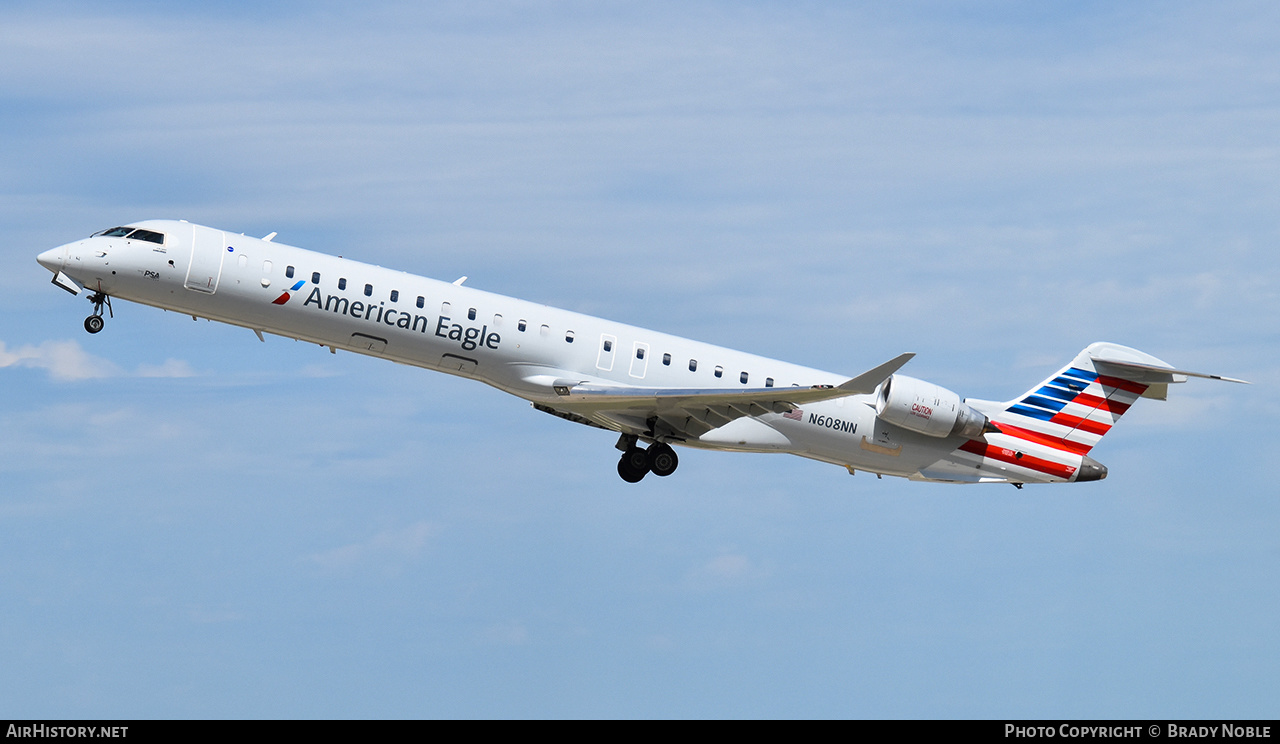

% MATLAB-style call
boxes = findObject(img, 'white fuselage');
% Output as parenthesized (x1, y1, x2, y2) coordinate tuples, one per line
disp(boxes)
(37, 219, 1093, 485)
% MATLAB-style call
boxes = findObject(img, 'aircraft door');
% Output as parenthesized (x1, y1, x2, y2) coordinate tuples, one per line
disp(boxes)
(185, 225, 226, 294)
(629, 341, 650, 379)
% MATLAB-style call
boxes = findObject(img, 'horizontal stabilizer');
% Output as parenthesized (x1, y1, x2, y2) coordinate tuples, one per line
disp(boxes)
(1090, 355, 1249, 385)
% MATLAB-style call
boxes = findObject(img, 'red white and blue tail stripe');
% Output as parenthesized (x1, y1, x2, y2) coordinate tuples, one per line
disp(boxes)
(952, 343, 1186, 484)
(996, 361, 1147, 456)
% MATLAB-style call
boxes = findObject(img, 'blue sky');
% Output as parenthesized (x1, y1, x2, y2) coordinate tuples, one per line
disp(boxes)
(1, 1, 1276, 717)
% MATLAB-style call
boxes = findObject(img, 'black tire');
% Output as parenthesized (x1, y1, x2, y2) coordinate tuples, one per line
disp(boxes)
(84, 315, 104, 334)
(617, 457, 647, 483)
(646, 443, 679, 477)
(622, 447, 649, 474)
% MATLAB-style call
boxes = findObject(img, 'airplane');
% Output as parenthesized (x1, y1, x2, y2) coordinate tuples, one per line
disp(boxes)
(36, 220, 1247, 486)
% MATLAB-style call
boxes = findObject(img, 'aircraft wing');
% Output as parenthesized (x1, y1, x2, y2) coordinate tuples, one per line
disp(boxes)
(540, 352, 914, 440)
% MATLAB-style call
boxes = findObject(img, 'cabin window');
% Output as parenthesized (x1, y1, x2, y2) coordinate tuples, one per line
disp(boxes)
(740, 372, 749, 384)
(540, 324, 550, 337)
(416, 296, 424, 308)
(765, 377, 774, 387)
(493, 314, 503, 325)
(441, 302, 451, 314)
(714, 366, 723, 378)
(518, 320, 527, 332)
(603, 339, 613, 352)
(662, 353, 671, 366)
(311, 272, 320, 284)
(390, 290, 399, 302)
(364, 284, 373, 297)
(565, 330, 575, 343)
(263, 260, 272, 273)
(338, 278, 347, 290)
(636, 348, 645, 360)
(689, 359, 697, 372)
(467, 308, 476, 321)
(286, 266, 295, 278)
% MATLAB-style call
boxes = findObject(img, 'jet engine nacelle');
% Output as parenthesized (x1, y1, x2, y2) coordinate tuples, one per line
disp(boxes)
(875, 374, 990, 439)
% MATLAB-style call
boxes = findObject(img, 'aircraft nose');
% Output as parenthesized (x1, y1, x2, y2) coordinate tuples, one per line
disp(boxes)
(37, 246, 64, 273)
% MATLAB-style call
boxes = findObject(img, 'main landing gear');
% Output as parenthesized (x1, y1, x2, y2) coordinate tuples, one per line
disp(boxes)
(83, 291, 113, 334)
(616, 436, 679, 483)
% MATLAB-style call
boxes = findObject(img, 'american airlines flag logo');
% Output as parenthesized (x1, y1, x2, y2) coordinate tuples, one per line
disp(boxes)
(783, 408, 803, 421)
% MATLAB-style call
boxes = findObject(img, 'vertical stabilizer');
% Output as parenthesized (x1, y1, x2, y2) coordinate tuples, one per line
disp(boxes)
(991, 342, 1174, 455)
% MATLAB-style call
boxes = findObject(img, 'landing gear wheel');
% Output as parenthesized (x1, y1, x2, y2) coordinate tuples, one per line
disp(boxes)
(646, 443, 678, 477)
(617, 458, 646, 483)
(83, 290, 112, 334)
(617, 447, 650, 483)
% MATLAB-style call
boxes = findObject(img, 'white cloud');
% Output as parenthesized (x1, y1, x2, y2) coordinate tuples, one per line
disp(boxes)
(0, 339, 118, 380)
(308, 520, 438, 571)
(478, 621, 530, 647)
(136, 358, 196, 378)
(685, 552, 771, 590)
(0, 340, 198, 381)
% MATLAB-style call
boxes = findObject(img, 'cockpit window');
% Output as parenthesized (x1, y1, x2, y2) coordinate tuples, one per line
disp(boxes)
(91, 226, 165, 244)
(129, 229, 165, 245)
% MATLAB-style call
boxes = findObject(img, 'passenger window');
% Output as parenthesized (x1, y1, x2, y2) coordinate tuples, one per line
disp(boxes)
(390, 290, 399, 302)
(603, 340, 613, 352)
(286, 266, 295, 278)
(540, 324, 550, 337)
(740, 372, 748, 384)
(636, 348, 645, 360)
(468, 308, 476, 321)
(714, 366, 723, 378)
(338, 278, 347, 290)
(416, 296, 424, 308)
(311, 272, 320, 284)
(689, 359, 697, 372)
(765, 377, 774, 388)
(493, 314, 503, 325)
(518, 320, 527, 332)
(565, 331, 575, 343)
(364, 284, 373, 297)
(442, 302, 451, 314)
(662, 353, 671, 366)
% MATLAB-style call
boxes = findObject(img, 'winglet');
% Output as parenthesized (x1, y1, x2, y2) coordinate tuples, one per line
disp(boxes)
(837, 352, 915, 395)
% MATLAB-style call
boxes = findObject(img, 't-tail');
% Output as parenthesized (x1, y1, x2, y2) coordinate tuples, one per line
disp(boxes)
(962, 342, 1247, 485)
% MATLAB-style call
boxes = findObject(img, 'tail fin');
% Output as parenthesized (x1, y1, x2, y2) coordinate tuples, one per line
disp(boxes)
(989, 342, 1246, 456)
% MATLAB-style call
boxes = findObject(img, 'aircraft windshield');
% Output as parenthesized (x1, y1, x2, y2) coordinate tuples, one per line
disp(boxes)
(92, 226, 165, 245)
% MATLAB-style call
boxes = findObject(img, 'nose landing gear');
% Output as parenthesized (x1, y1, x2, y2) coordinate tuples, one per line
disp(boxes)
(83, 291, 113, 334)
